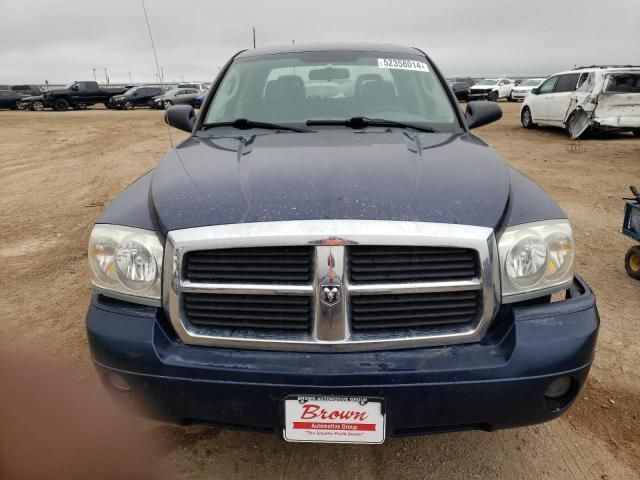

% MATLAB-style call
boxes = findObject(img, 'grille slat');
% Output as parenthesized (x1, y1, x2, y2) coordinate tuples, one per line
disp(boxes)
(183, 293, 312, 332)
(184, 246, 313, 284)
(349, 246, 479, 283)
(350, 291, 481, 332)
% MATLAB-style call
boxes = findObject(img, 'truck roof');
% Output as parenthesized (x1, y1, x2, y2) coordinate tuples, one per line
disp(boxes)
(236, 43, 422, 59)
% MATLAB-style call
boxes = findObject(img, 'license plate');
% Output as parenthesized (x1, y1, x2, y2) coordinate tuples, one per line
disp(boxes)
(283, 396, 385, 444)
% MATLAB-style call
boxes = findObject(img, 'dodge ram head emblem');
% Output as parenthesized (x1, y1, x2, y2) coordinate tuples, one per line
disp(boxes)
(321, 284, 341, 306)
(320, 252, 341, 306)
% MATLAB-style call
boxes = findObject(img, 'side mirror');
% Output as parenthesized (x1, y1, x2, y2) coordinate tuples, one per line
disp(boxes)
(71, 85, 79, 91)
(465, 101, 502, 129)
(165, 105, 196, 133)
(530, 87, 540, 95)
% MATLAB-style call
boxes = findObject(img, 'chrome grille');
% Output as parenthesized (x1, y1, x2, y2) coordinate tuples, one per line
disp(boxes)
(164, 220, 499, 351)
(350, 291, 481, 331)
(349, 246, 479, 283)
(184, 246, 313, 284)
(183, 293, 312, 332)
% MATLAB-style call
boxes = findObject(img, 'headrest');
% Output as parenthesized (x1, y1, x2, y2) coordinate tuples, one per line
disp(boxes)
(265, 75, 306, 101)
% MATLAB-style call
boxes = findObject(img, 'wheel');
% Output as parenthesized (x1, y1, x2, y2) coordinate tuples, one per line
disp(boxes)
(31, 100, 44, 111)
(507, 92, 515, 102)
(521, 107, 537, 129)
(625, 246, 640, 280)
(123, 101, 134, 110)
(53, 98, 69, 111)
(13, 100, 21, 110)
(632, 128, 640, 137)
(488, 91, 498, 102)
(163, 100, 173, 110)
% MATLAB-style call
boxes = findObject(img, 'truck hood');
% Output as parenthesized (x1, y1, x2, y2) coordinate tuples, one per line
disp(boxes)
(150, 130, 511, 233)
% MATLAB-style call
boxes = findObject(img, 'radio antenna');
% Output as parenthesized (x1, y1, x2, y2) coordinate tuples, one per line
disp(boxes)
(141, 0, 163, 86)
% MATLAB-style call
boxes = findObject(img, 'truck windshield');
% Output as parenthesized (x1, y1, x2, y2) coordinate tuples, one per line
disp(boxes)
(204, 51, 458, 131)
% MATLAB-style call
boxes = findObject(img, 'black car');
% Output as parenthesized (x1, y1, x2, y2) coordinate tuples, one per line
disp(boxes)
(86, 43, 598, 443)
(0, 90, 23, 110)
(109, 86, 164, 110)
(447, 81, 471, 101)
(18, 95, 47, 111)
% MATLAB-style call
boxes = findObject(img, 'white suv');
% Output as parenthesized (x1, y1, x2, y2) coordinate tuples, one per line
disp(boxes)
(520, 66, 640, 138)
(468, 78, 515, 102)
(511, 78, 545, 101)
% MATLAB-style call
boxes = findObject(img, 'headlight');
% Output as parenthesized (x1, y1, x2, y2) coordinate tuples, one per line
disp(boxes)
(89, 225, 163, 305)
(498, 220, 574, 302)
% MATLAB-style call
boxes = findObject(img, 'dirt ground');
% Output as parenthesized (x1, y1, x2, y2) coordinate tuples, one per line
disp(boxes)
(0, 103, 638, 479)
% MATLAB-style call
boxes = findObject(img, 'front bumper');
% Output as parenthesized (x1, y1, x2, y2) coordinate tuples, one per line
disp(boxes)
(511, 91, 530, 100)
(468, 91, 492, 100)
(87, 276, 598, 437)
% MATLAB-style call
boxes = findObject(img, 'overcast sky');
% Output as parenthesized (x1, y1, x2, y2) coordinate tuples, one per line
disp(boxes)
(0, 0, 638, 84)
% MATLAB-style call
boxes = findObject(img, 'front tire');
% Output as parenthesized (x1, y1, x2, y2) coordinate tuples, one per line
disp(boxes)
(625, 246, 640, 280)
(521, 107, 537, 129)
(31, 100, 44, 111)
(632, 128, 640, 137)
(53, 98, 69, 111)
(489, 91, 498, 102)
(163, 100, 173, 110)
(123, 101, 134, 110)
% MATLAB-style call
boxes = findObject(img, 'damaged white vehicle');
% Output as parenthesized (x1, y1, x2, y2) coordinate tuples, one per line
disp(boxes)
(520, 66, 640, 139)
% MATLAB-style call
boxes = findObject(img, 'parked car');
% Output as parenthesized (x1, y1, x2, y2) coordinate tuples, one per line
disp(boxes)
(447, 81, 470, 101)
(469, 78, 515, 102)
(178, 82, 206, 91)
(86, 43, 598, 444)
(450, 77, 476, 89)
(520, 66, 640, 138)
(510, 78, 546, 101)
(43, 81, 129, 111)
(192, 92, 207, 108)
(0, 90, 24, 110)
(10, 84, 43, 96)
(109, 86, 164, 110)
(18, 95, 47, 111)
(149, 88, 201, 109)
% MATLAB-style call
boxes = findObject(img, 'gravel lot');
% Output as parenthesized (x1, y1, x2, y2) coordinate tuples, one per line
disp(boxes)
(0, 103, 638, 479)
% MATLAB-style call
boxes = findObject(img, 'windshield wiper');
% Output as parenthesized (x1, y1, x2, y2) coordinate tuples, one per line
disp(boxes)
(201, 118, 314, 133)
(306, 116, 439, 133)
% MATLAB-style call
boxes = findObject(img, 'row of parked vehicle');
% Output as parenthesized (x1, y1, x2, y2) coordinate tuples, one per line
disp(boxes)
(0, 81, 209, 112)
(446, 77, 545, 102)
(446, 65, 639, 138)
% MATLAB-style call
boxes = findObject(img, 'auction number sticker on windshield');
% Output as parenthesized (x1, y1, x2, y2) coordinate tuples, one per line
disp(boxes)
(378, 58, 429, 72)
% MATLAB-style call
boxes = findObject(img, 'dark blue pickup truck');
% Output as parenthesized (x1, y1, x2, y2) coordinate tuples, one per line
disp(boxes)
(86, 43, 598, 444)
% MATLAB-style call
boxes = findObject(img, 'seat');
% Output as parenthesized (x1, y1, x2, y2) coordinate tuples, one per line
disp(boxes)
(354, 74, 384, 98)
(357, 80, 397, 114)
(261, 75, 307, 121)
